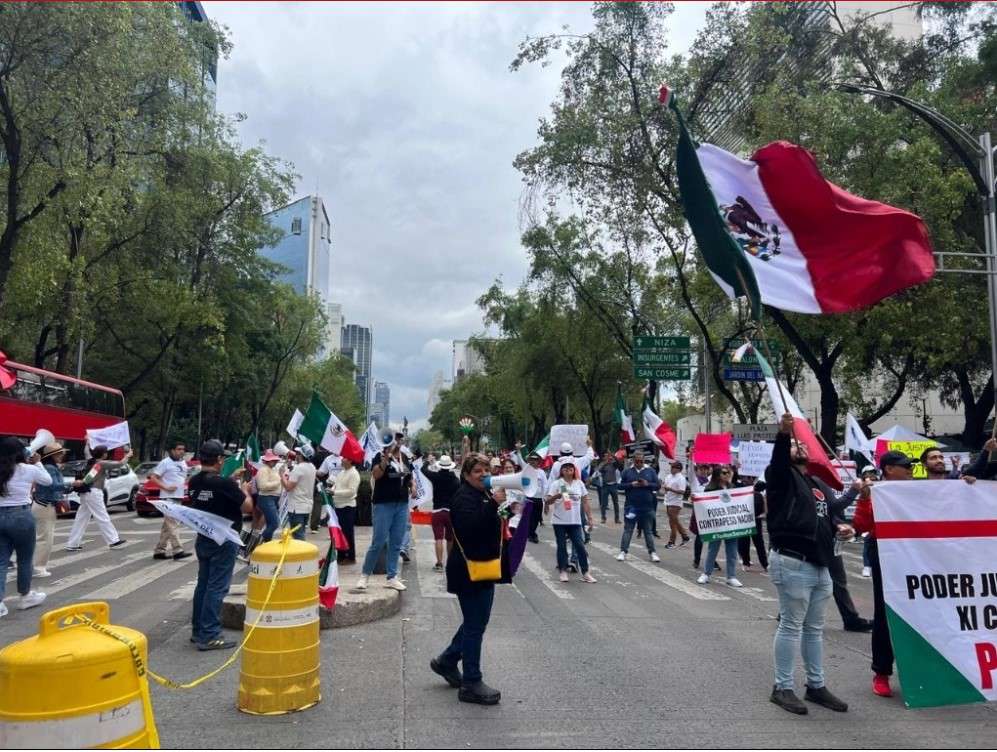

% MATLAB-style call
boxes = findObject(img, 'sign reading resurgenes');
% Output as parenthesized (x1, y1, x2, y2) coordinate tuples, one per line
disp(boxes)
(691, 486, 755, 543)
(874, 479, 997, 708)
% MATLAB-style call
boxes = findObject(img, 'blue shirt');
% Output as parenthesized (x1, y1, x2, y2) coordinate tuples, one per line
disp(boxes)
(34, 463, 70, 505)
(620, 466, 660, 511)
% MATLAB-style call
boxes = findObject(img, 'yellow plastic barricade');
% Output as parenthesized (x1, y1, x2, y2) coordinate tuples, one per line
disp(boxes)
(0, 602, 159, 749)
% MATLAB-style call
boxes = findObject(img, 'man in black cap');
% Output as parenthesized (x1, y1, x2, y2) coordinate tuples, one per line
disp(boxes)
(188, 440, 253, 651)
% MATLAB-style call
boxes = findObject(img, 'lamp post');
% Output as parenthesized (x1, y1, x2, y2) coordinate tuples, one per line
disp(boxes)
(835, 84, 997, 443)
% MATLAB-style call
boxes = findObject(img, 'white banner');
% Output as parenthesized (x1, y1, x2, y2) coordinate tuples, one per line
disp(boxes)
(549, 424, 588, 457)
(738, 441, 773, 477)
(691, 486, 756, 543)
(409, 463, 433, 510)
(85, 421, 131, 450)
(151, 500, 242, 547)
(286, 409, 304, 440)
(874, 479, 997, 708)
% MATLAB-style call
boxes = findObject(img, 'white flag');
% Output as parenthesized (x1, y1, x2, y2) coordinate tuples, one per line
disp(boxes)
(360, 422, 387, 466)
(86, 421, 131, 450)
(409, 464, 434, 510)
(151, 500, 242, 547)
(845, 413, 874, 462)
(286, 409, 305, 440)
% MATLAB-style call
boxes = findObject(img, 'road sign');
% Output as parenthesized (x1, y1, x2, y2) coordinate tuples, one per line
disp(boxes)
(723, 367, 765, 382)
(633, 351, 691, 366)
(633, 335, 690, 350)
(732, 423, 780, 441)
(634, 366, 691, 380)
(720, 338, 780, 368)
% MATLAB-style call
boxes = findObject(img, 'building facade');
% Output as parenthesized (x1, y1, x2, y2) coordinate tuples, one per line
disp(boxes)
(451, 340, 487, 383)
(427, 370, 449, 416)
(342, 324, 373, 410)
(325, 302, 344, 353)
(369, 381, 390, 428)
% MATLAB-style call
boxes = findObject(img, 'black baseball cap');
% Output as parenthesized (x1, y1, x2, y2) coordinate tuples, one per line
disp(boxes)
(879, 450, 913, 470)
(198, 439, 225, 462)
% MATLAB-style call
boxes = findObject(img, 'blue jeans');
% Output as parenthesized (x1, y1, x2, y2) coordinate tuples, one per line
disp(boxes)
(553, 524, 589, 573)
(769, 551, 833, 690)
(288, 512, 309, 541)
(620, 508, 656, 553)
(598, 484, 619, 521)
(703, 537, 739, 579)
(258, 495, 279, 542)
(440, 584, 495, 684)
(362, 501, 408, 579)
(0, 505, 36, 600)
(862, 535, 872, 567)
(192, 535, 238, 644)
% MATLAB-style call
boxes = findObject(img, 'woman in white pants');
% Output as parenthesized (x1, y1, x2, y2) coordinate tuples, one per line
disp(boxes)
(65, 445, 128, 551)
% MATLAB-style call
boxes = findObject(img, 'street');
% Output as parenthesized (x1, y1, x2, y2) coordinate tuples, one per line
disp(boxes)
(2, 502, 995, 749)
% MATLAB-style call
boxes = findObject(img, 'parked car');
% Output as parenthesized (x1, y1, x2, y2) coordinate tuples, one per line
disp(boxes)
(135, 461, 200, 517)
(58, 460, 139, 516)
(133, 461, 160, 482)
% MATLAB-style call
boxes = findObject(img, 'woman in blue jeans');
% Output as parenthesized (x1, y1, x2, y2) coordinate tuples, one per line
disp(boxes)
(545, 460, 596, 584)
(696, 466, 744, 588)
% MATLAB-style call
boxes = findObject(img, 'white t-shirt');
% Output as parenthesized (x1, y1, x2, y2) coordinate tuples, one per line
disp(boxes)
(152, 456, 187, 499)
(1, 463, 52, 507)
(287, 462, 317, 514)
(318, 454, 342, 481)
(662, 472, 687, 507)
(547, 478, 586, 526)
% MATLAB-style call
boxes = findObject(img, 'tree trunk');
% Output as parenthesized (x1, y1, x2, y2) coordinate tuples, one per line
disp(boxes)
(956, 369, 994, 447)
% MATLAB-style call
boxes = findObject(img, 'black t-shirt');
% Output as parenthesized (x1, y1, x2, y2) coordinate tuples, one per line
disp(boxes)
(188, 471, 245, 531)
(423, 467, 460, 510)
(371, 451, 411, 503)
(792, 475, 836, 567)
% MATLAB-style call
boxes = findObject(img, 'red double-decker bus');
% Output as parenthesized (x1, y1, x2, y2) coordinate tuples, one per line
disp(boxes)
(0, 358, 126, 458)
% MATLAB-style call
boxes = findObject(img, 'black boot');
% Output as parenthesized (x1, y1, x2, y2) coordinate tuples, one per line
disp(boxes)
(805, 685, 848, 712)
(770, 686, 808, 715)
(459, 680, 501, 705)
(843, 617, 873, 633)
(430, 657, 462, 689)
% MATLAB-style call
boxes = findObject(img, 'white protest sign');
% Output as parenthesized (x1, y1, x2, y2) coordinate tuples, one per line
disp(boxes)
(408, 463, 434, 510)
(151, 500, 242, 547)
(691, 486, 756, 543)
(874, 479, 997, 708)
(286, 409, 305, 439)
(549, 424, 588, 457)
(738, 441, 773, 478)
(85, 421, 131, 450)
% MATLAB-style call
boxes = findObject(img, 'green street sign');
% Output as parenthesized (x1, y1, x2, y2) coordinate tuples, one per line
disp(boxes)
(633, 335, 690, 350)
(634, 366, 691, 380)
(633, 350, 691, 366)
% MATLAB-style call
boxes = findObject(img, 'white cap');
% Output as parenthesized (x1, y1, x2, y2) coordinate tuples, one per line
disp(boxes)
(559, 442, 573, 455)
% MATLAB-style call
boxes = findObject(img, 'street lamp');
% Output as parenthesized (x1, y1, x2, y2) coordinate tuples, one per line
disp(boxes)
(835, 84, 997, 439)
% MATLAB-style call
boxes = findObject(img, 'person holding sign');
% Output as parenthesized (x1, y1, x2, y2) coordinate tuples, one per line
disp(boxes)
(545, 459, 596, 583)
(695, 467, 743, 587)
(765, 412, 851, 715)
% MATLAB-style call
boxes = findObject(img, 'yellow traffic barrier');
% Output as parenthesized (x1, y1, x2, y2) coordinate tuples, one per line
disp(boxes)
(0, 602, 160, 749)
(238, 531, 321, 714)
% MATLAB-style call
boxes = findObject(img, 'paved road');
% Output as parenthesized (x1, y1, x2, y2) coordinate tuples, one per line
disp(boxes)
(2, 505, 995, 748)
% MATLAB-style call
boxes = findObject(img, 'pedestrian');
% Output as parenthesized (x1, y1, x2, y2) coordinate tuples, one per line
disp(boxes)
(856, 465, 878, 578)
(188, 440, 253, 650)
(662, 460, 690, 548)
(0, 436, 50, 616)
(696, 466, 744, 587)
(33, 441, 81, 577)
(735, 479, 769, 572)
(150, 441, 193, 561)
(315, 451, 342, 532)
(616, 451, 660, 562)
(64, 445, 128, 552)
(357, 436, 411, 592)
(766, 412, 850, 715)
(821, 477, 872, 633)
(254, 449, 283, 543)
(430, 452, 506, 705)
(422, 454, 460, 570)
(920, 446, 957, 481)
(329, 456, 360, 562)
(960, 437, 996, 481)
(689, 462, 712, 568)
(595, 451, 622, 524)
(515, 445, 547, 544)
(282, 446, 317, 541)
(545, 459, 596, 583)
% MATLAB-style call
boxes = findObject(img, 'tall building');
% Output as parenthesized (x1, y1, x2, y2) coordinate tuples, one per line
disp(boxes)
(342, 324, 373, 410)
(260, 195, 337, 354)
(452, 340, 487, 383)
(427, 370, 449, 415)
(369, 381, 390, 428)
(326, 303, 344, 353)
(177, 1, 218, 109)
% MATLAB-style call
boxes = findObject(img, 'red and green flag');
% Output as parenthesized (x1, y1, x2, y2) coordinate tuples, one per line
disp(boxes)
(614, 386, 636, 446)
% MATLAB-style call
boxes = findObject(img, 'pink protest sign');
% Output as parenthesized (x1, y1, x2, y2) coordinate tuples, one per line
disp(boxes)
(693, 433, 732, 465)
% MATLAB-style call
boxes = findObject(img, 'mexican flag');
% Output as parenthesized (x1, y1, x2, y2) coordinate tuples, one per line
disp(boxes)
(318, 541, 340, 610)
(874, 480, 997, 708)
(642, 402, 676, 460)
(614, 386, 636, 446)
(532, 434, 550, 459)
(663, 86, 935, 316)
(321, 499, 350, 551)
(298, 392, 365, 465)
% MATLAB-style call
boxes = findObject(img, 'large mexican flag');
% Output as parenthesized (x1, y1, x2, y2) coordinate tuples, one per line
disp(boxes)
(874, 479, 997, 708)
(663, 86, 935, 317)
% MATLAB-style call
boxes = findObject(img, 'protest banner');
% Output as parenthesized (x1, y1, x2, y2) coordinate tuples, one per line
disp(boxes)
(691, 486, 756, 542)
(85, 421, 130, 450)
(693, 432, 732, 465)
(549, 424, 588, 457)
(738, 441, 774, 478)
(151, 500, 243, 547)
(831, 459, 857, 485)
(874, 439, 937, 479)
(874, 479, 997, 708)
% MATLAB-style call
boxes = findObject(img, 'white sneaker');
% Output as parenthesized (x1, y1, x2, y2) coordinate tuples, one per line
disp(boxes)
(650, 552, 661, 563)
(33, 568, 52, 578)
(615, 551, 626, 561)
(559, 571, 569, 582)
(17, 591, 46, 610)
(384, 577, 407, 591)
(862, 566, 872, 578)
(0, 602, 8, 618)
(582, 573, 597, 583)
(696, 573, 710, 584)
(355, 575, 369, 591)
(726, 577, 744, 588)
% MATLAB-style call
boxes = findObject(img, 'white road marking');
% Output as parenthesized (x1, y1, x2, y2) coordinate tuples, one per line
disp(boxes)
(4, 540, 142, 582)
(2, 552, 149, 603)
(588, 540, 730, 601)
(53, 530, 179, 537)
(519, 552, 574, 600)
(740, 586, 778, 602)
(83, 555, 197, 600)
(169, 580, 197, 601)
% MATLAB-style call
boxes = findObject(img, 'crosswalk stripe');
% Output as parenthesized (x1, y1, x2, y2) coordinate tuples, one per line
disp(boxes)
(740, 586, 778, 602)
(5, 540, 140, 583)
(587, 540, 731, 601)
(83, 556, 197, 600)
(538, 539, 629, 586)
(2, 552, 149, 603)
(413, 535, 455, 599)
(519, 552, 574, 600)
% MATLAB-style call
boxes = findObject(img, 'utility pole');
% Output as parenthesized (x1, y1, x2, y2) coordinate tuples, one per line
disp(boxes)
(701, 336, 712, 432)
(75, 339, 84, 379)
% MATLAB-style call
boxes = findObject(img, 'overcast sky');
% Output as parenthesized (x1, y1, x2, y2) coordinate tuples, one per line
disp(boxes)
(205, 1, 710, 431)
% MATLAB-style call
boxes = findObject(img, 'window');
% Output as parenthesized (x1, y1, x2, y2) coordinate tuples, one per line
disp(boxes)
(291, 217, 302, 235)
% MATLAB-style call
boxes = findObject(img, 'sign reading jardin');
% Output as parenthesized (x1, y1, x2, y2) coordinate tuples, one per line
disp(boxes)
(691, 487, 756, 542)
(633, 335, 691, 380)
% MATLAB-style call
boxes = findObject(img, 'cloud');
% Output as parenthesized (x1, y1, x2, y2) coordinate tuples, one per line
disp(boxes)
(205, 1, 708, 426)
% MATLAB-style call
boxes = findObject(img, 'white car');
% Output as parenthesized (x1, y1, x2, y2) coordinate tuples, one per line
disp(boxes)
(61, 460, 140, 514)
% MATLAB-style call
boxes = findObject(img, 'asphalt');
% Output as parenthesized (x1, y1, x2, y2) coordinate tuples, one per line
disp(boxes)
(2, 502, 995, 748)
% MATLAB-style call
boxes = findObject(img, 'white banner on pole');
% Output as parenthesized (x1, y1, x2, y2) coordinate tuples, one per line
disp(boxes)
(85, 421, 131, 450)
(151, 500, 242, 547)
(286, 409, 305, 440)
(737, 441, 774, 477)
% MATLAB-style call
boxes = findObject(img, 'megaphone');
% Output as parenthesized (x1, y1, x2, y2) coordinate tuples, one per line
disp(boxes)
(484, 464, 541, 498)
(273, 441, 289, 457)
(28, 428, 55, 455)
(296, 441, 315, 460)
